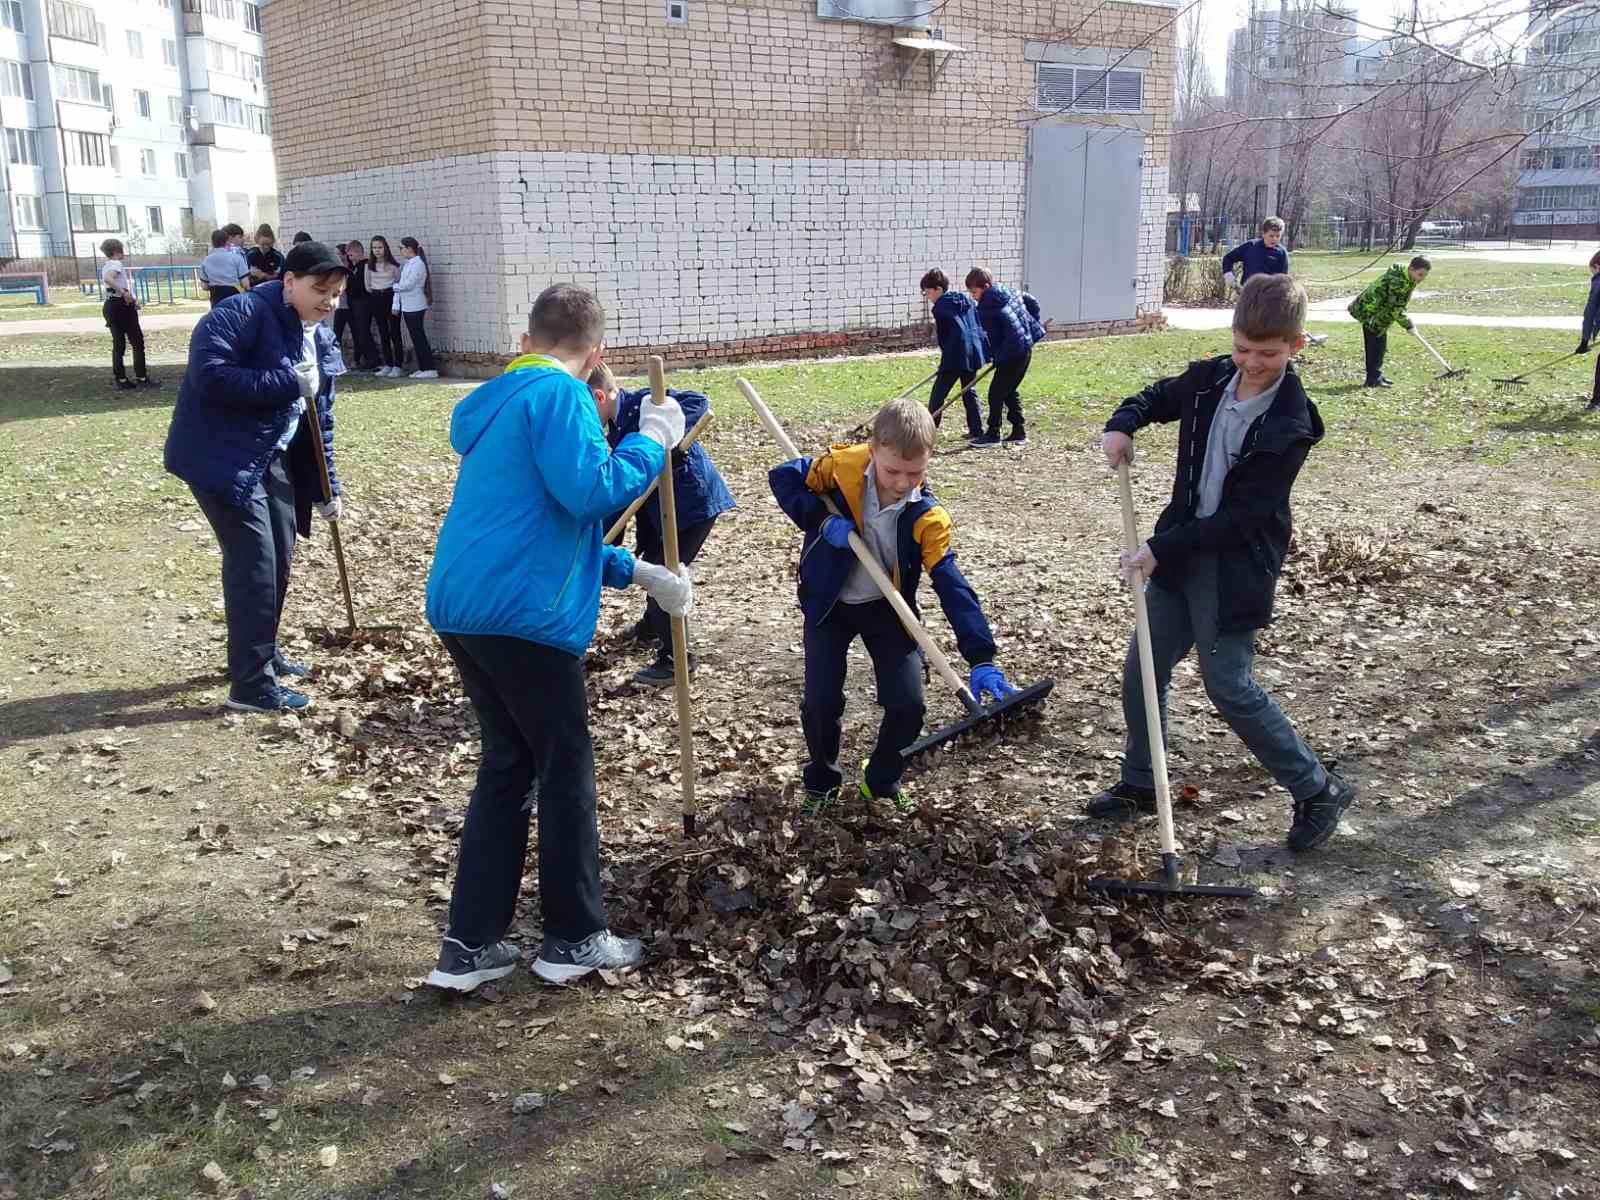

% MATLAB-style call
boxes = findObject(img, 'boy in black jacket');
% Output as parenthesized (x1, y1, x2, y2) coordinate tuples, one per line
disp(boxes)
(1092, 274, 1355, 851)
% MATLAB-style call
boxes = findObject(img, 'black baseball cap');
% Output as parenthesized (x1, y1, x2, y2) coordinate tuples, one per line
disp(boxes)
(282, 240, 348, 277)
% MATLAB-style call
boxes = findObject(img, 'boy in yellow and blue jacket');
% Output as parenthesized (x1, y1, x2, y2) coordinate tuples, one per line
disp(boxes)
(769, 399, 1019, 812)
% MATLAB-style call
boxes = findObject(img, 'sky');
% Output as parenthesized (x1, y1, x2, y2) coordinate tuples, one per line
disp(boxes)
(1191, 0, 1398, 92)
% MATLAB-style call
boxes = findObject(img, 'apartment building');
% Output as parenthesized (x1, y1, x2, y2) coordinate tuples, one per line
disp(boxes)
(0, 0, 277, 258)
(1514, 4, 1600, 238)
(261, 0, 1177, 372)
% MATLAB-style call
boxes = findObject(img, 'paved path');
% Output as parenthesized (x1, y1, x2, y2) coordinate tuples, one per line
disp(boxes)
(1164, 306, 1581, 332)
(0, 311, 202, 337)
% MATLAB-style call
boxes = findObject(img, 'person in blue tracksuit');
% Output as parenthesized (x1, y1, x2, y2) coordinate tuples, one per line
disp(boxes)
(422, 284, 693, 994)
(1576, 249, 1600, 411)
(966, 267, 1046, 447)
(919, 268, 989, 442)
(592, 364, 736, 687)
(769, 399, 1021, 814)
(1221, 216, 1290, 287)
(164, 241, 349, 714)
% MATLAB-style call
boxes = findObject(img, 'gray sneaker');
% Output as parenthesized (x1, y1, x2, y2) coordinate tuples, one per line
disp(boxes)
(425, 937, 521, 993)
(531, 929, 643, 983)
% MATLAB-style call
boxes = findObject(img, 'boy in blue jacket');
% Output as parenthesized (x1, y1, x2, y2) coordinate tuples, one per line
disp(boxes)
(164, 240, 349, 713)
(1574, 250, 1600, 411)
(1221, 216, 1290, 288)
(919, 268, 988, 442)
(590, 363, 736, 687)
(423, 284, 692, 993)
(966, 267, 1046, 447)
(769, 398, 1020, 813)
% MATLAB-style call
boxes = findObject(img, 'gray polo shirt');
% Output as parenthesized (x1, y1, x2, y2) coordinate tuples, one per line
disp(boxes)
(839, 463, 920, 604)
(1195, 367, 1285, 519)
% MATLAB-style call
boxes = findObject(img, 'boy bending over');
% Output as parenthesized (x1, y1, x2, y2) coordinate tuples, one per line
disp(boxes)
(1092, 273, 1355, 851)
(770, 399, 1020, 813)
(423, 284, 693, 991)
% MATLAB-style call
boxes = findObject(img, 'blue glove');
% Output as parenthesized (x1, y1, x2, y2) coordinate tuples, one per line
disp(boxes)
(971, 663, 1019, 705)
(820, 515, 854, 550)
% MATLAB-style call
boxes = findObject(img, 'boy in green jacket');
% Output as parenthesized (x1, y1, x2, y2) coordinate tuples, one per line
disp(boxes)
(1348, 255, 1430, 388)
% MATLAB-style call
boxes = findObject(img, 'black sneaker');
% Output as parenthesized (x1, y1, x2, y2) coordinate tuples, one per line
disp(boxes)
(137, 377, 161, 388)
(224, 685, 310, 713)
(631, 654, 695, 688)
(1587, 399, 1599, 412)
(531, 929, 643, 983)
(272, 654, 311, 679)
(1003, 430, 1028, 446)
(1085, 780, 1158, 821)
(1375, 376, 1394, 388)
(1287, 774, 1356, 852)
(801, 786, 840, 817)
(425, 937, 521, 992)
(970, 433, 1002, 449)
(115, 378, 139, 391)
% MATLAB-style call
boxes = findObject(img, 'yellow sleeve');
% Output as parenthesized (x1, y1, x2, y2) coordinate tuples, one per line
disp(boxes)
(913, 505, 953, 571)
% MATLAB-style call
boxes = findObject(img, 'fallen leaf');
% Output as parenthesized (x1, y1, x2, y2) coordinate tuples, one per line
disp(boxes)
(188, 990, 217, 1014)
(318, 1145, 339, 1168)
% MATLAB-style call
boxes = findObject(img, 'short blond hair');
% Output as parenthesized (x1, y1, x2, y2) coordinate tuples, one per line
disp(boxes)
(870, 398, 936, 457)
(586, 361, 616, 395)
(1233, 274, 1307, 342)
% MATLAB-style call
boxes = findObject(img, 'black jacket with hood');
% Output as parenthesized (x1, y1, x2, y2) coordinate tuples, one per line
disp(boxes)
(1104, 356, 1324, 633)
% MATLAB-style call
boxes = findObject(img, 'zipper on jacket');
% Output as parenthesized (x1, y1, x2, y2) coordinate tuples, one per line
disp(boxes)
(551, 537, 582, 609)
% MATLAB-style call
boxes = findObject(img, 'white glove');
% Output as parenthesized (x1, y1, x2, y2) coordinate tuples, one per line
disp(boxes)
(294, 359, 318, 399)
(316, 496, 343, 522)
(635, 395, 686, 453)
(632, 560, 693, 617)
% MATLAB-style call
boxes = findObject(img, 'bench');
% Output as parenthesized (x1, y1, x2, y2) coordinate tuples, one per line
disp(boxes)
(0, 272, 48, 305)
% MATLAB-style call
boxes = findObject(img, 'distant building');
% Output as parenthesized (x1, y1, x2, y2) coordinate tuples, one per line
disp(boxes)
(0, 0, 278, 258)
(1514, 5, 1600, 237)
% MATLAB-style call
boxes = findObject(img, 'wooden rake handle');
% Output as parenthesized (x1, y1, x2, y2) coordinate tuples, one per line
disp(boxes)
(603, 411, 713, 545)
(736, 376, 981, 713)
(646, 357, 699, 836)
(302, 392, 357, 632)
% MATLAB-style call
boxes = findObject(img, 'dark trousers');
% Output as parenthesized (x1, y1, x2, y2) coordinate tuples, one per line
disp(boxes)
(929, 369, 982, 439)
(437, 632, 605, 947)
(103, 298, 146, 381)
(403, 310, 437, 372)
(633, 515, 717, 658)
(207, 285, 237, 308)
(189, 447, 297, 701)
(1362, 325, 1388, 382)
(346, 295, 377, 368)
(986, 350, 1030, 437)
(370, 290, 401, 366)
(801, 598, 926, 798)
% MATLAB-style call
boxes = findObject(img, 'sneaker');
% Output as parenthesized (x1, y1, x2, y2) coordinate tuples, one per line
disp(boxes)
(969, 433, 1002, 449)
(531, 929, 643, 983)
(115, 378, 139, 391)
(371, 366, 389, 376)
(1287, 774, 1356, 852)
(859, 760, 913, 813)
(619, 620, 649, 643)
(137, 377, 161, 388)
(411, 370, 439, 380)
(1085, 780, 1158, 821)
(800, 786, 840, 817)
(1003, 430, 1028, 446)
(631, 654, 695, 689)
(425, 937, 521, 993)
(224, 685, 310, 714)
(1587, 399, 1599, 412)
(272, 653, 311, 679)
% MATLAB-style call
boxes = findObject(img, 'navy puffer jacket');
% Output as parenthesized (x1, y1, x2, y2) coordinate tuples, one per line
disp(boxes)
(931, 291, 989, 374)
(976, 284, 1046, 364)
(164, 281, 341, 536)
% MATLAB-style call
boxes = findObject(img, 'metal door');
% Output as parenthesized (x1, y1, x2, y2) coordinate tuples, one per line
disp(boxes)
(1023, 123, 1144, 325)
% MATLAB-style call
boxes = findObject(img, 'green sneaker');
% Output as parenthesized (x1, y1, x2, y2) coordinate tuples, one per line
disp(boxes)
(801, 786, 840, 817)
(859, 760, 914, 813)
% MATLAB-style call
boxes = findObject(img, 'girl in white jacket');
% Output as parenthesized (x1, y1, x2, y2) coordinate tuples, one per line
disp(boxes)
(394, 237, 437, 379)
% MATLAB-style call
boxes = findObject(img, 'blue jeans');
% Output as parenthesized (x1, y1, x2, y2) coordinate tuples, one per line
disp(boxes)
(190, 448, 297, 702)
(1121, 554, 1326, 802)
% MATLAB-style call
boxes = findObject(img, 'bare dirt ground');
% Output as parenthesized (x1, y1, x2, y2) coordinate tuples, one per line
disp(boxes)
(2, 332, 1599, 1199)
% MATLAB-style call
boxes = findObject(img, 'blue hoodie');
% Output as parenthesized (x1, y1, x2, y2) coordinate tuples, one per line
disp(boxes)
(930, 291, 989, 374)
(424, 357, 666, 656)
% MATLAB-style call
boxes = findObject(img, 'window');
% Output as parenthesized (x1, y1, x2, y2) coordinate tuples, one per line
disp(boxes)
(168, 94, 183, 123)
(55, 65, 103, 104)
(140, 148, 157, 175)
(65, 131, 109, 166)
(72, 194, 125, 232)
(1, 59, 31, 101)
(47, 0, 98, 43)
(247, 103, 270, 134)
(110, 144, 121, 172)
(1522, 150, 1544, 171)
(174, 151, 189, 178)
(185, 0, 237, 17)
(146, 205, 164, 234)
(0, 1, 23, 33)
(135, 89, 152, 119)
(162, 38, 178, 66)
(14, 194, 46, 229)
(1552, 149, 1567, 169)
(243, 1, 260, 32)
(127, 29, 144, 57)
(212, 94, 245, 125)
(1035, 63, 1145, 113)
(180, 206, 196, 238)
(102, 83, 114, 112)
(5, 127, 41, 165)
(208, 40, 242, 76)
(243, 52, 263, 81)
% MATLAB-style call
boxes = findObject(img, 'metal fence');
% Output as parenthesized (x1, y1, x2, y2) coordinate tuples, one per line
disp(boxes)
(1165, 214, 1525, 255)
(0, 241, 208, 303)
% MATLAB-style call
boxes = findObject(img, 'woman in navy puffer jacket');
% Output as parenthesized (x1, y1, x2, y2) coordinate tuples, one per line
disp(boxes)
(164, 242, 350, 713)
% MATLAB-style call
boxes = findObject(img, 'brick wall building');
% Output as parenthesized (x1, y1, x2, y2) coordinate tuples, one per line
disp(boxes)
(259, 0, 1175, 372)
